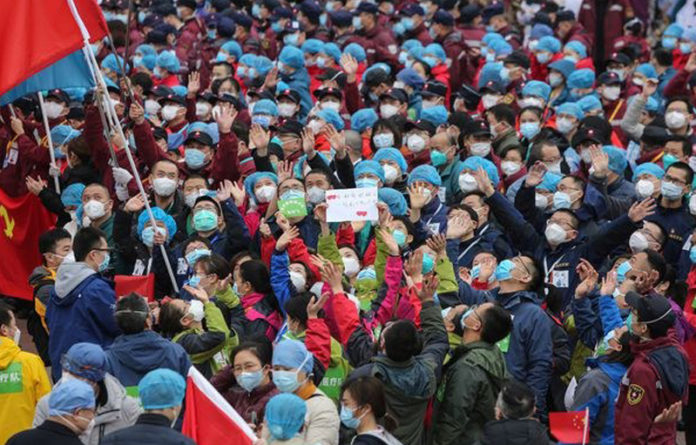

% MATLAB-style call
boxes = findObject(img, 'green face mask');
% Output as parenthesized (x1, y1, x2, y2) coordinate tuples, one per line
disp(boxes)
(193, 209, 218, 231)
(626, 312, 634, 335)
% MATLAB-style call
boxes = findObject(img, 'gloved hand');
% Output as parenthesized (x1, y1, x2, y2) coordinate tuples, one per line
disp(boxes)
(115, 183, 130, 202)
(48, 164, 61, 178)
(112, 166, 133, 185)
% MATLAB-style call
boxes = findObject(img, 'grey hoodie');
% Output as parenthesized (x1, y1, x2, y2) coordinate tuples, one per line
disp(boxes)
(54, 262, 96, 299)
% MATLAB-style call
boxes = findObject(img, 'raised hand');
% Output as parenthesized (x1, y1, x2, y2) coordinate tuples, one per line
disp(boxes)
(187, 72, 201, 98)
(129, 102, 145, 125)
(574, 259, 598, 299)
(249, 124, 270, 151)
(525, 161, 547, 187)
(313, 202, 328, 223)
(589, 146, 609, 178)
(215, 103, 238, 133)
(376, 227, 400, 255)
(446, 215, 472, 239)
(426, 234, 447, 260)
(301, 127, 316, 158)
(641, 79, 658, 98)
(258, 218, 272, 239)
(628, 198, 656, 223)
(307, 292, 329, 319)
(472, 166, 495, 197)
(276, 225, 299, 251)
(417, 274, 439, 302)
(25, 176, 46, 196)
(263, 67, 279, 90)
(183, 285, 210, 304)
(124, 194, 146, 213)
(685, 52, 696, 73)
(216, 179, 235, 202)
(323, 124, 345, 155)
(600, 271, 618, 296)
(153, 227, 166, 245)
(276, 160, 293, 183)
(408, 185, 429, 210)
(320, 260, 344, 292)
(404, 249, 424, 283)
(274, 211, 291, 232)
(10, 117, 24, 136)
(654, 401, 682, 423)
(340, 53, 358, 80)
(230, 181, 246, 207)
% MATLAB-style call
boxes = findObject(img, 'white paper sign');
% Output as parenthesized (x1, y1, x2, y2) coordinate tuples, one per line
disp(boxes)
(326, 187, 378, 223)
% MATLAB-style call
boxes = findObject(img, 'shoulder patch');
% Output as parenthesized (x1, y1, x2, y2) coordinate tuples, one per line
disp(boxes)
(627, 383, 645, 405)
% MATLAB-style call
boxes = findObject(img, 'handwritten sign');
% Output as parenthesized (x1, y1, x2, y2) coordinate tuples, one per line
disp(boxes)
(326, 187, 378, 222)
(278, 197, 308, 219)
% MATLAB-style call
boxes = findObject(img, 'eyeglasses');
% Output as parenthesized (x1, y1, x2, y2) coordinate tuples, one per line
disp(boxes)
(663, 174, 687, 186)
(514, 255, 532, 277)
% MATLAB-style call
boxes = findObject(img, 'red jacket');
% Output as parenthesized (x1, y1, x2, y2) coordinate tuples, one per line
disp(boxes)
(614, 334, 689, 445)
(210, 370, 279, 424)
(404, 23, 433, 46)
(578, 0, 631, 60)
(358, 25, 399, 67)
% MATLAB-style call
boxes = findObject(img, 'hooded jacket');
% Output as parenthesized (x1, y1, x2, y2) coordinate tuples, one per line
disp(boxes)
(479, 418, 553, 445)
(0, 337, 51, 445)
(34, 373, 141, 445)
(105, 330, 191, 389)
(46, 262, 120, 382)
(100, 413, 196, 445)
(433, 341, 509, 445)
(27, 265, 54, 363)
(210, 368, 279, 424)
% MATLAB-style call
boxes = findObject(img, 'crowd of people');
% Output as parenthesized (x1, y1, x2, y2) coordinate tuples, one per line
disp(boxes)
(1, 0, 696, 443)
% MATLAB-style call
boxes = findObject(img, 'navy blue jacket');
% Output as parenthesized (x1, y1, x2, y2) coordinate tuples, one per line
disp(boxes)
(414, 197, 448, 243)
(645, 200, 695, 266)
(100, 413, 196, 445)
(446, 221, 514, 270)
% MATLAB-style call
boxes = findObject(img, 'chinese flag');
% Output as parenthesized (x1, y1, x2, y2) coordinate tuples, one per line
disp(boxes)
(0, 190, 56, 300)
(0, 0, 108, 96)
(549, 410, 589, 444)
(114, 274, 155, 302)
(183, 366, 256, 445)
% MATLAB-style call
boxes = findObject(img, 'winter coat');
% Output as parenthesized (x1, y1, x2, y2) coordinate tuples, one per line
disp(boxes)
(46, 262, 120, 382)
(352, 427, 404, 445)
(479, 418, 554, 445)
(34, 374, 141, 445)
(6, 420, 84, 445)
(303, 386, 340, 445)
(105, 330, 191, 389)
(100, 413, 196, 445)
(211, 368, 279, 424)
(433, 341, 508, 445)
(27, 265, 54, 364)
(0, 337, 51, 445)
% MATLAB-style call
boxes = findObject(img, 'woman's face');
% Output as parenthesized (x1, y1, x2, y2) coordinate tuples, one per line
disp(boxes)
(288, 263, 307, 279)
(519, 110, 540, 124)
(233, 350, 265, 376)
(502, 150, 523, 163)
(339, 247, 359, 262)
(194, 264, 217, 293)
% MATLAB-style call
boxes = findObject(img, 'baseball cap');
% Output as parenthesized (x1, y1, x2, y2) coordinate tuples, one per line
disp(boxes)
(625, 292, 675, 331)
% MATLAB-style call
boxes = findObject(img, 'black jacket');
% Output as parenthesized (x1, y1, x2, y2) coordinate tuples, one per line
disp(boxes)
(6, 420, 83, 445)
(100, 413, 196, 445)
(479, 418, 555, 445)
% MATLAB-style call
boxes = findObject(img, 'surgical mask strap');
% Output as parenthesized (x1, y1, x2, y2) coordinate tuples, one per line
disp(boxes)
(641, 308, 673, 325)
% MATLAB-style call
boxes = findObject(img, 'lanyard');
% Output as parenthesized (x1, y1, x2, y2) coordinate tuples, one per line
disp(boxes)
(425, 203, 443, 227)
(457, 225, 490, 262)
(543, 246, 575, 281)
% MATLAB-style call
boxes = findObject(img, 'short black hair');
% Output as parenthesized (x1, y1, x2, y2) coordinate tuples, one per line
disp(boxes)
(653, 48, 673, 67)
(284, 292, 316, 329)
(38, 228, 71, 256)
(182, 235, 212, 254)
(448, 203, 479, 225)
(131, 72, 154, 94)
(305, 169, 333, 186)
(644, 249, 667, 284)
(666, 134, 692, 157)
(73, 227, 107, 262)
(115, 293, 149, 334)
(665, 96, 693, 114)
(231, 339, 273, 367)
(0, 303, 13, 331)
(152, 159, 180, 175)
(497, 380, 536, 420)
(195, 254, 231, 279)
(487, 104, 517, 126)
(666, 161, 694, 186)
(553, 208, 580, 230)
(480, 303, 512, 344)
(383, 320, 422, 362)
(240, 260, 272, 295)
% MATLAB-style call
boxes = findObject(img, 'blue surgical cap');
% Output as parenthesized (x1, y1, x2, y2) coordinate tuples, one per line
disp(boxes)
(489, 39, 512, 56)
(565, 40, 587, 58)
(253, 99, 279, 116)
(602, 145, 628, 175)
(522, 81, 551, 102)
(139, 368, 187, 410)
(355, 160, 386, 183)
(239, 53, 257, 67)
(420, 105, 448, 126)
(51, 125, 82, 146)
(61, 183, 85, 208)
(373, 148, 407, 173)
(458, 156, 500, 187)
(273, 339, 314, 375)
(577, 95, 603, 113)
(351, 108, 378, 133)
(396, 68, 425, 90)
(402, 39, 423, 52)
(301, 38, 323, 54)
(265, 394, 307, 440)
(188, 121, 212, 137)
(635, 63, 658, 80)
(378, 187, 408, 216)
(221, 41, 243, 60)
(244, 171, 278, 203)
(49, 380, 95, 416)
(252, 56, 274, 76)
(322, 43, 342, 63)
(530, 23, 553, 40)
(139, 54, 157, 70)
(61, 342, 106, 382)
(424, 43, 446, 61)
(477, 62, 503, 88)
(137, 207, 177, 242)
(372, 62, 392, 75)
(538, 171, 562, 191)
(136, 44, 156, 57)
(344, 43, 366, 63)
(408, 164, 442, 187)
(548, 59, 575, 79)
(567, 69, 595, 89)
(482, 32, 504, 46)
(316, 108, 344, 130)
(633, 162, 665, 181)
(171, 85, 188, 97)
(645, 96, 659, 112)
(280, 46, 305, 69)
(537, 36, 561, 54)
(664, 23, 684, 38)
(156, 50, 181, 73)
(101, 53, 129, 74)
(556, 102, 584, 120)
(684, 27, 696, 44)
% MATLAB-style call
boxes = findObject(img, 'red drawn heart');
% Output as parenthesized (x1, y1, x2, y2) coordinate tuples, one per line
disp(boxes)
(356, 211, 367, 216)
(326, 195, 337, 201)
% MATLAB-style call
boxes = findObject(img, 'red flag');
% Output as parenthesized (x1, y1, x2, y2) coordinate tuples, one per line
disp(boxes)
(114, 274, 156, 302)
(183, 366, 256, 445)
(0, 0, 108, 96)
(0, 190, 56, 300)
(549, 410, 590, 444)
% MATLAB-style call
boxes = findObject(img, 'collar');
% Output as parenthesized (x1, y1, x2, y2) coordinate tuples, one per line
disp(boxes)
(136, 413, 173, 427)
(39, 419, 79, 437)
(296, 382, 317, 400)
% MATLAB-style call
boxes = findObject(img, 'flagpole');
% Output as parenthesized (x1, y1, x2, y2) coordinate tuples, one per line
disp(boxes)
(36, 93, 61, 194)
(581, 407, 589, 445)
(65, 0, 180, 294)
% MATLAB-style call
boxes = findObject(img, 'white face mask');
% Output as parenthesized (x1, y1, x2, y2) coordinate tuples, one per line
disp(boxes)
(342, 256, 360, 277)
(187, 300, 205, 322)
(470, 142, 491, 157)
(556, 117, 574, 134)
(373, 132, 395, 148)
(321, 101, 341, 112)
(545, 222, 567, 245)
(501, 161, 522, 176)
(665, 111, 687, 129)
(634, 179, 655, 199)
(278, 103, 297, 117)
(383, 164, 399, 184)
(306, 186, 326, 204)
(601, 86, 621, 101)
(185, 189, 209, 208)
(458, 173, 478, 192)
(407, 134, 427, 152)
(63, 251, 76, 264)
(690, 194, 696, 215)
(44, 102, 65, 119)
(289, 270, 307, 292)
(380, 104, 399, 119)
(545, 161, 562, 174)
(518, 97, 544, 109)
(629, 231, 649, 253)
(152, 177, 178, 197)
(481, 94, 500, 109)
(580, 148, 592, 164)
(83, 200, 106, 220)
(195, 102, 211, 119)
(255, 185, 277, 203)
(144, 99, 161, 116)
(307, 119, 323, 135)
(161, 104, 180, 122)
(12, 327, 20, 345)
(535, 193, 548, 209)
(421, 100, 437, 110)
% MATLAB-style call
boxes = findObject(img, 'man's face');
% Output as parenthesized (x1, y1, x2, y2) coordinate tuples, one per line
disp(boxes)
(212, 65, 231, 80)
(279, 179, 305, 197)
(548, 211, 578, 241)
(663, 166, 689, 196)
(462, 195, 489, 222)
(47, 238, 73, 266)
(305, 173, 331, 190)
(664, 140, 688, 160)
(628, 251, 658, 291)
(151, 161, 180, 183)
(279, 133, 302, 155)
(0, 311, 17, 339)
(429, 132, 455, 162)
(82, 185, 113, 214)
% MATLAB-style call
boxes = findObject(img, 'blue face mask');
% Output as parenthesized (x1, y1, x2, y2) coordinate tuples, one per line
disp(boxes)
(128, 133, 137, 151)
(662, 153, 678, 169)
(236, 66, 247, 78)
(423, 56, 438, 68)
(356, 178, 379, 188)
(626, 312, 634, 334)
(272, 367, 304, 393)
(185, 248, 211, 266)
(141, 226, 164, 247)
(495, 259, 516, 281)
(193, 209, 218, 232)
(284, 33, 299, 47)
(393, 22, 406, 35)
(133, 55, 144, 67)
(392, 229, 407, 247)
(252, 114, 272, 128)
(280, 189, 305, 201)
(690, 246, 696, 264)
(680, 43, 692, 54)
(616, 260, 632, 284)
(430, 150, 447, 167)
(208, 29, 217, 40)
(319, 13, 328, 26)
(236, 370, 264, 392)
(98, 252, 110, 272)
(216, 52, 228, 63)
(485, 25, 494, 32)
(422, 252, 435, 274)
(54, 147, 66, 159)
(251, 3, 261, 18)
(471, 265, 481, 279)
(552, 191, 572, 210)
(398, 51, 408, 65)
(520, 122, 540, 140)
(536, 52, 551, 64)
(402, 17, 414, 30)
(185, 148, 207, 170)
(352, 16, 362, 30)
(340, 405, 361, 429)
(271, 22, 283, 33)
(661, 180, 683, 200)
(187, 275, 201, 288)
(662, 37, 677, 49)
(485, 53, 495, 62)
